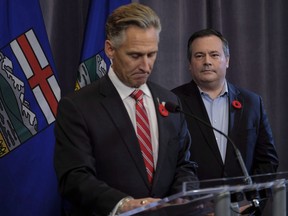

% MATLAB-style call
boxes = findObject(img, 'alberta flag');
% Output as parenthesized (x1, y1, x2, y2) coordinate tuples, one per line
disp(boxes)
(75, 0, 131, 90)
(0, 0, 61, 215)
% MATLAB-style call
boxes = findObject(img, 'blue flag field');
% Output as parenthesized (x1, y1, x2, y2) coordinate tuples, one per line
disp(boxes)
(0, 0, 61, 215)
(75, 0, 131, 90)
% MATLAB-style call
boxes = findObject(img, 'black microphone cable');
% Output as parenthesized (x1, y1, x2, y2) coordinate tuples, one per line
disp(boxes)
(165, 102, 270, 215)
(165, 101, 252, 185)
(165, 101, 271, 215)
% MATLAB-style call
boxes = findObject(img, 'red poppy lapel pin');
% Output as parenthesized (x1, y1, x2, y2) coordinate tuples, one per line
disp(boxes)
(157, 98, 169, 117)
(232, 100, 242, 109)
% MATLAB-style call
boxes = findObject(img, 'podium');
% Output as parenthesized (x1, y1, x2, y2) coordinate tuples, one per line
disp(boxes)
(119, 172, 288, 216)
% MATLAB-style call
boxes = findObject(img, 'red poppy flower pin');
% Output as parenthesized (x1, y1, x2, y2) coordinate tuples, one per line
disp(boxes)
(157, 98, 169, 117)
(232, 100, 242, 109)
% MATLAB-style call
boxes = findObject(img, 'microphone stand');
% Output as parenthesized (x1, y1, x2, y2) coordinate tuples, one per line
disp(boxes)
(167, 103, 252, 185)
(165, 102, 266, 215)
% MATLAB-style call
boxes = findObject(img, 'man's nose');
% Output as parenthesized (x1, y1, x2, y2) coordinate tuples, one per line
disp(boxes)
(139, 56, 150, 71)
(203, 55, 212, 65)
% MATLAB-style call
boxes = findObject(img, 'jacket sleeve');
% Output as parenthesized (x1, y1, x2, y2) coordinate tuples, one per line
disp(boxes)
(54, 97, 127, 215)
(252, 96, 279, 174)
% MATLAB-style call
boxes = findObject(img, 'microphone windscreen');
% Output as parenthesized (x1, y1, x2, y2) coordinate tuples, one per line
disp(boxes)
(165, 102, 180, 113)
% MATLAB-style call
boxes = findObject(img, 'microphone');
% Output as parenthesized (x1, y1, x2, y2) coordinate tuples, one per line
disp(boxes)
(165, 101, 253, 185)
(165, 102, 267, 214)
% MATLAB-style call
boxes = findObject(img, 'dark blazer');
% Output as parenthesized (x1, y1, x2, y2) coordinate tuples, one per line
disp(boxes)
(54, 75, 198, 216)
(172, 80, 279, 181)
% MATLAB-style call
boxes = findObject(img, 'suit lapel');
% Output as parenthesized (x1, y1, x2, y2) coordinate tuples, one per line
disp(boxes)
(227, 83, 243, 141)
(226, 83, 245, 159)
(184, 81, 224, 166)
(99, 76, 150, 187)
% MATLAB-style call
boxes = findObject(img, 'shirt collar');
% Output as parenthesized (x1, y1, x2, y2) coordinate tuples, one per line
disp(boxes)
(108, 67, 152, 100)
(198, 80, 228, 97)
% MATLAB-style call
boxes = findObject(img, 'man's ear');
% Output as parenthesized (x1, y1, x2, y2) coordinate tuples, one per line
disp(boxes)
(105, 40, 114, 59)
(226, 57, 230, 68)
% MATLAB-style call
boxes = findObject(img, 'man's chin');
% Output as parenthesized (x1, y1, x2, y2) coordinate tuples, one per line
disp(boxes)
(132, 79, 148, 88)
(199, 75, 219, 82)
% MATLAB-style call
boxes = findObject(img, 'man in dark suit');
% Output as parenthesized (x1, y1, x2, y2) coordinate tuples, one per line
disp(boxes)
(172, 28, 279, 181)
(54, 3, 198, 216)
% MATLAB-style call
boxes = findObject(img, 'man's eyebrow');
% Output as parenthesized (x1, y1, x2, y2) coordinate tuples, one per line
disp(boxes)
(193, 51, 204, 55)
(127, 51, 143, 55)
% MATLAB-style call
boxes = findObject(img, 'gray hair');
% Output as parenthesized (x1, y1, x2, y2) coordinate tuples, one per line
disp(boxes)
(106, 3, 161, 48)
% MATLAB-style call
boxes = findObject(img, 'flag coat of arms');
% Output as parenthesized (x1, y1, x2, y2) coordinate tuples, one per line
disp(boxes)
(0, 0, 61, 215)
(76, 0, 131, 90)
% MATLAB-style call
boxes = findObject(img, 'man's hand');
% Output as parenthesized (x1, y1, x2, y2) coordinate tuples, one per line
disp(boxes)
(118, 197, 161, 214)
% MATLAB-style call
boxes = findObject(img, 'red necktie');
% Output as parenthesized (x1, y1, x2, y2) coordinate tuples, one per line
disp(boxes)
(131, 89, 154, 183)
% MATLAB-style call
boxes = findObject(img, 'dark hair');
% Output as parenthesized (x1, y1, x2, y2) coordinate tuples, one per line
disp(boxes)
(187, 28, 230, 62)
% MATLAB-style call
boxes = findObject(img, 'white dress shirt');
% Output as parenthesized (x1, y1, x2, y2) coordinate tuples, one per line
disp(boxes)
(108, 68, 159, 167)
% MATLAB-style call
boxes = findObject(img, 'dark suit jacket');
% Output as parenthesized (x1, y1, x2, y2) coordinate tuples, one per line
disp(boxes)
(172, 80, 279, 181)
(54, 75, 198, 216)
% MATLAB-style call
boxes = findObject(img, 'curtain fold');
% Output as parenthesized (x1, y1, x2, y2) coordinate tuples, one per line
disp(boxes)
(138, 0, 288, 175)
(41, 0, 288, 205)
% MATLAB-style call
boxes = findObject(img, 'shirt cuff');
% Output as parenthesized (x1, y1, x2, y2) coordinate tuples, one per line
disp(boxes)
(109, 196, 134, 216)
